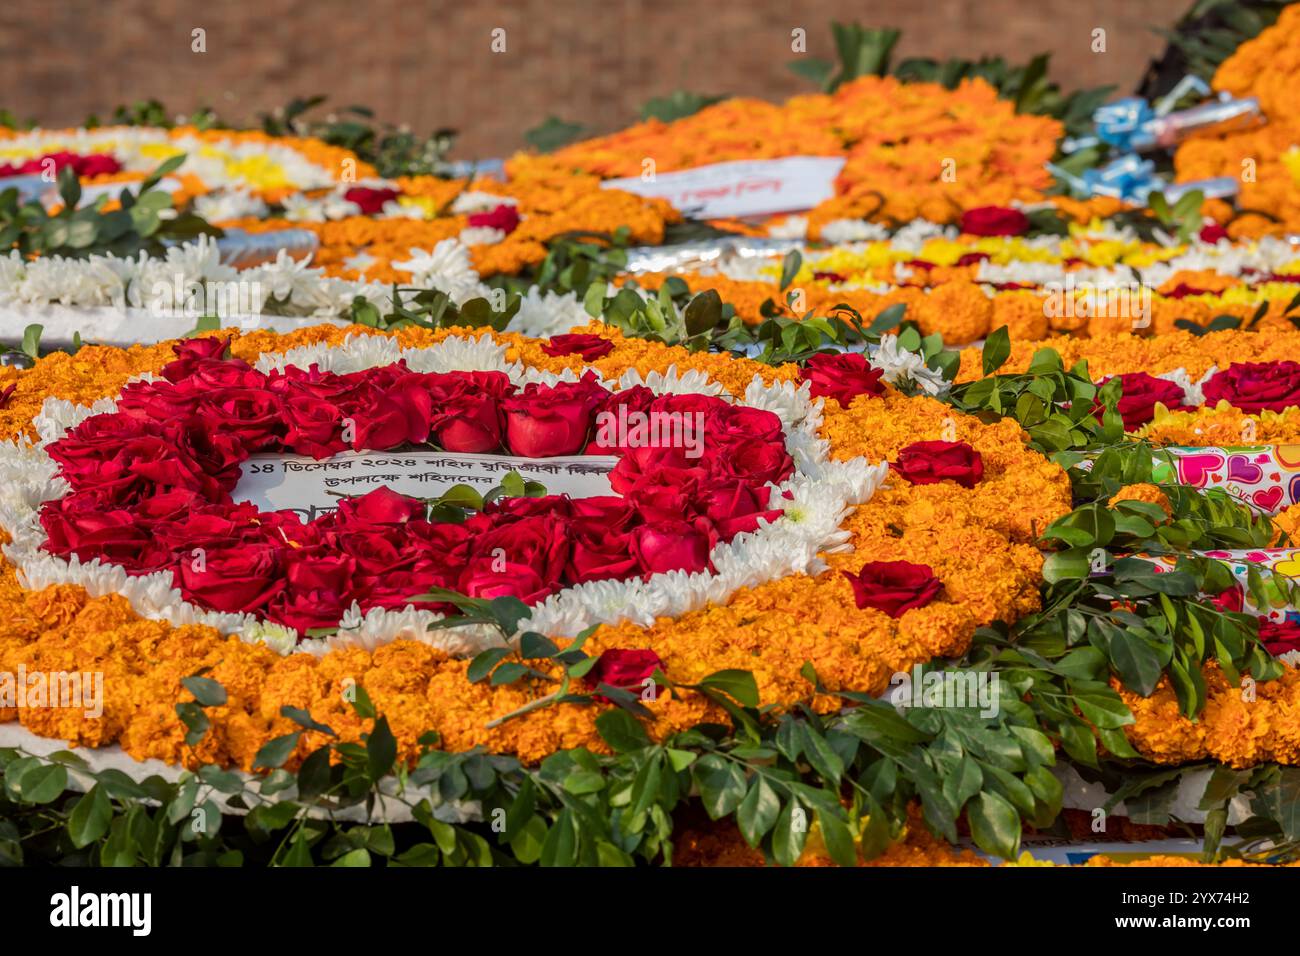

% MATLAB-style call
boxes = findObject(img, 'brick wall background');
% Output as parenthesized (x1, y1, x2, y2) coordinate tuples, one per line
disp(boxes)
(1, 0, 1190, 159)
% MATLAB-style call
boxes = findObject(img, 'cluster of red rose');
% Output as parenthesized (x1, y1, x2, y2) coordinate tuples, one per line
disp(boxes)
(1098, 362, 1300, 429)
(37, 339, 793, 637)
(0, 151, 122, 179)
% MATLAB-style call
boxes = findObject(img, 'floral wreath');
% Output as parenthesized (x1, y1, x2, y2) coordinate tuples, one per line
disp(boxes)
(1, 332, 886, 657)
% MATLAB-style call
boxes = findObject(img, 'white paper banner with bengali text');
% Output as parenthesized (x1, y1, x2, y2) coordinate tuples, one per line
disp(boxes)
(233, 451, 619, 521)
(603, 156, 846, 219)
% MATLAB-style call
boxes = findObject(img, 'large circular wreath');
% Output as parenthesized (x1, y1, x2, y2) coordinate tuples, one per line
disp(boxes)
(6, 332, 886, 654)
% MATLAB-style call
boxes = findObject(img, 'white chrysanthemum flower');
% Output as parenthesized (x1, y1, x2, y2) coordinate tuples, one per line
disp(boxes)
(458, 226, 506, 246)
(393, 239, 486, 304)
(1152, 367, 1205, 407)
(616, 365, 724, 397)
(450, 191, 518, 215)
(242, 621, 298, 656)
(819, 218, 889, 244)
(507, 288, 590, 338)
(193, 189, 270, 222)
(279, 192, 329, 223)
(766, 216, 809, 240)
(871, 334, 950, 396)
(343, 251, 378, 274)
(401, 334, 514, 375)
(890, 219, 954, 252)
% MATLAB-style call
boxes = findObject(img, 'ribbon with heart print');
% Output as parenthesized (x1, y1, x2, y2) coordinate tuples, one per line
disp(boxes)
(1149, 445, 1300, 515)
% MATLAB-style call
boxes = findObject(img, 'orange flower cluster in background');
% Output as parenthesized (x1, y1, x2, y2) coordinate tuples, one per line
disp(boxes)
(224, 172, 678, 281)
(0, 322, 1068, 772)
(1174, 4, 1300, 236)
(520, 76, 1062, 229)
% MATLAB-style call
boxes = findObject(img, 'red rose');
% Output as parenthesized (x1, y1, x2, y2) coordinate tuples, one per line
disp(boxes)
(21, 151, 122, 178)
(617, 464, 704, 523)
(1095, 373, 1189, 428)
(698, 481, 782, 538)
(281, 394, 349, 458)
(502, 376, 605, 457)
(569, 496, 637, 528)
(267, 588, 350, 635)
(841, 560, 942, 617)
(425, 371, 512, 453)
(116, 377, 207, 422)
(1202, 362, 1300, 414)
(801, 352, 886, 407)
(348, 374, 434, 450)
(709, 440, 793, 487)
(567, 519, 640, 585)
(179, 543, 284, 613)
(160, 337, 233, 382)
(1259, 620, 1300, 658)
(1210, 587, 1244, 613)
(467, 203, 521, 234)
(468, 513, 571, 592)
(459, 558, 549, 604)
(893, 440, 984, 489)
(284, 552, 357, 595)
(584, 648, 664, 692)
(198, 385, 286, 450)
(333, 486, 426, 526)
(343, 186, 400, 215)
(705, 405, 784, 445)
(1199, 223, 1229, 244)
(39, 498, 162, 566)
(959, 206, 1030, 237)
(608, 444, 704, 495)
(541, 334, 615, 361)
(632, 518, 713, 575)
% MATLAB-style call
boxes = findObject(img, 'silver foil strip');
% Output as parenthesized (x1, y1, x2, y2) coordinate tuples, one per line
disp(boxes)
(622, 237, 804, 274)
(213, 228, 321, 269)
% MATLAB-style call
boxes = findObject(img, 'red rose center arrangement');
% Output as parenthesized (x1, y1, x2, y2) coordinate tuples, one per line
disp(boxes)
(35, 340, 794, 640)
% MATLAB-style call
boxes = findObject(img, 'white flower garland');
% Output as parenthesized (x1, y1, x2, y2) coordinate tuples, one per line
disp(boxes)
(0, 333, 886, 661)
(0, 237, 588, 345)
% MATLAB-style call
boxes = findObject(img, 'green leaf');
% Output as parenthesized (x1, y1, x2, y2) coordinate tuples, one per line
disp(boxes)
(67, 784, 112, 847)
(817, 808, 858, 867)
(253, 732, 301, 770)
(967, 790, 1021, 859)
(181, 675, 227, 707)
(737, 776, 781, 846)
(595, 709, 652, 753)
(467, 647, 512, 683)
(16, 763, 67, 804)
(697, 669, 760, 707)
(366, 716, 398, 780)
(692, 754, 747, 819)
(982, 325, 1011, 376)
(779, 250, 802, 292)
(331, 848, 372, 867)
(683, 289, 723, 336)
(772, 800, 809, 866)
(20, 323, 42, 360)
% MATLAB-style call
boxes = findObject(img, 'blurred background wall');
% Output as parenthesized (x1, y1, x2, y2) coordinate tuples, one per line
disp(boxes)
(1, 0, 1190, 158)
